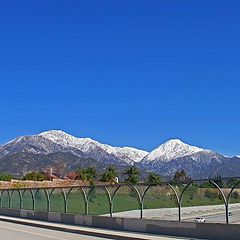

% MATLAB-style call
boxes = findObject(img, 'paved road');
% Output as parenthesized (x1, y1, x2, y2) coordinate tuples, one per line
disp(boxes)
(0, 219, 197, 240)
(110, 203, 240, 221)
(0, 220, 109, 240)
(184, 209, 240, 224)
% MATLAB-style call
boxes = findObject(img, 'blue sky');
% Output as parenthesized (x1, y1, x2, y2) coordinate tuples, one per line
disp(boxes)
(0, 1, 240, 156)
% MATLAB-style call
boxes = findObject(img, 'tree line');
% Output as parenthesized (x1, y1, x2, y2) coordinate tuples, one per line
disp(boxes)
(0, 166, 163, 184)
(0, 167, 237, 189)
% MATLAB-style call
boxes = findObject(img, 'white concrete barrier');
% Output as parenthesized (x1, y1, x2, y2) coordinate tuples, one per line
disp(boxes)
(0, 208, 240, 240)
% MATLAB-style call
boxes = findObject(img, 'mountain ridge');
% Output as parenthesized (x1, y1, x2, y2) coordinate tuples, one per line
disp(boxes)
(0, 130, 240, 178)
(39, 130, 148, 164)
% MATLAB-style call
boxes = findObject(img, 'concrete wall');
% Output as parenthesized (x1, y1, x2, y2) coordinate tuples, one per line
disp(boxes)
(0, 208, 239, 240)
(0, 179, 90, 189)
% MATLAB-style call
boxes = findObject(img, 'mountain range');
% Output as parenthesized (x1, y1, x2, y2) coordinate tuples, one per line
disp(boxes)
(0, 130, 239, 179)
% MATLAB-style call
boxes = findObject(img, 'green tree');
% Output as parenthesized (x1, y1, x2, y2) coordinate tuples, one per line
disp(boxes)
(22, 172, 46, 181)
(199, 181, 212, 188)
(173, 169, 191, 182)
(147, 172, 162, 184)
(226, 179, 240, 188)
(75, 167, 97, 183)
(0, 173, 13, 181)
(75, 169, 87, 181)
(232, 191, 240, 199)
(212, 174, 224, 188)
(100, 166, 118, 183)
(204, 189, 220, 201)
(122, 166, 140, 184)
(184, 183, 198, 200)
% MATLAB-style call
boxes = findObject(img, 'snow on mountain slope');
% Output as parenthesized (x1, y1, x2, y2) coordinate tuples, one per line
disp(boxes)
(0, 135, 85, 158)
(149, 150, 227, 178)
(139, 139, 228, 178)
(185, 150, 224, 164)
(39, 130, 148, 164)
(1, 131, 240, 178)
(141, 139, 203, 163)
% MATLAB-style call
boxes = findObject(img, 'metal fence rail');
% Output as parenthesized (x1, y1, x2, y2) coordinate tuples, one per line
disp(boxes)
(1, 177, 240, 224)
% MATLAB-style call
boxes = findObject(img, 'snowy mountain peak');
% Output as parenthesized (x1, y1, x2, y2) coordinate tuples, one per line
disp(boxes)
(1, 131, 238, 179)
(164, 139, 185, 144)
(41, 129, 90, 138)
(142, 139, 203, 163)
(39, 130, 148, 163)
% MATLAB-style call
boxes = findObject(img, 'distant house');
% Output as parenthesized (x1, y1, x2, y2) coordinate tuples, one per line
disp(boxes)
(41, 168, 61, 181)
(63, 171, 77, 180)
(40, 168, 80, 181)
(50, 172, 61, 180)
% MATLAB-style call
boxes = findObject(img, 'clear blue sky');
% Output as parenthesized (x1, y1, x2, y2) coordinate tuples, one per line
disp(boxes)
(0, 1, 240, 156)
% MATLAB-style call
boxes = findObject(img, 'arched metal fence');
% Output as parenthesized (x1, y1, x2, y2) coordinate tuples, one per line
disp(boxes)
(1, 177, 240, 224)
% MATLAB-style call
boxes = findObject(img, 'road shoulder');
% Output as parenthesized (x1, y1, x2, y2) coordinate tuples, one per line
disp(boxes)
(0, 215, 195, 240)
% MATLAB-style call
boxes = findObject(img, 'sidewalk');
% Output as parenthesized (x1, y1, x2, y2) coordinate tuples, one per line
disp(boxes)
(0, 215, 199, 240)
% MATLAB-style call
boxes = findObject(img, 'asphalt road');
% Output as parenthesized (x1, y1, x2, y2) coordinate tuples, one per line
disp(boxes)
(0, 219, 197, 240)
(0, 220, 110, 240)
(184, 209, 240, 224)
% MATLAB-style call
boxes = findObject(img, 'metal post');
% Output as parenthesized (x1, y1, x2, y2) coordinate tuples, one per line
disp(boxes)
(166, 183, 181, 221)
(210, 180, 228, 224)
(19, 190, 23, 210)
(225, 203, 229, 224)
(179, 182, 191, 222)
(31, 190, 36, 211)
(140, 201, 144, 219)
(81, 187, 89, 215)
(131, 185, 142, 219)
(111, 185, 121, 218)
(104, 186, 113, 217)
(226, 181, 240, 224)
(47, 199, 50, 212)
(141, 185, 152, 220)
(8, 190, 12, 209)
(64, 202, 67, 213)
(0, 191, 2, 208)
(178, 202, 181, 221)
(110, 201, 113, 217)
(60, 188, 67, 214)
(85, 201, 89, 215)
(45, 189, 51, 212)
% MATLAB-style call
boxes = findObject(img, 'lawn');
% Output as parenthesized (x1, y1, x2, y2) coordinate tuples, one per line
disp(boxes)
(1, 185, 240, 216)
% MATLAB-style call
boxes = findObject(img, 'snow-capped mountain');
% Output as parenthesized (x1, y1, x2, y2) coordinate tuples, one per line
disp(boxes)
(139, 139, 232, 178)
(0, 130, 148, 176)
(0, 135, 86, 158)
(39, 130, 148, 164)
(141, 150, 226, 178)
(141, 139, 203, 163)
(1, 131, 240, 179)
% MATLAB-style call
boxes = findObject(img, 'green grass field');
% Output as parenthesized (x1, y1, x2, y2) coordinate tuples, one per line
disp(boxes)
(1, 186, 240, 216)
